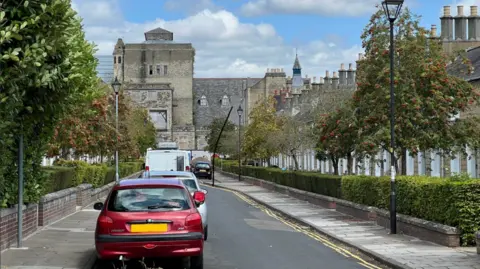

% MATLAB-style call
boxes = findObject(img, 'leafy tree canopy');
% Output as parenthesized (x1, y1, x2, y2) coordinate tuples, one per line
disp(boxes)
(0, 0, 100, 206)
(243, 96, 282, 161)
(205, 117, 236, 155)
(354, 6, 480, 159)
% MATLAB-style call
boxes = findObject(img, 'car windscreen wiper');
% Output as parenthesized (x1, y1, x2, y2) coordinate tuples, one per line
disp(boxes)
(147, 204, 182, 209)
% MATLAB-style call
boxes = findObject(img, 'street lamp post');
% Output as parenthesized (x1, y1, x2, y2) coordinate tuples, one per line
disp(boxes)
(237, 105, 243, 181)
(382, 0, 404, 235)
(111, 77, 122, 182)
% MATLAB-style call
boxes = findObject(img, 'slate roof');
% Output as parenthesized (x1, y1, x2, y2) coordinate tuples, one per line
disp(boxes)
(447, 46, 480, 81)
(293, 54, 301, 70)
(145, 27, 172, 34)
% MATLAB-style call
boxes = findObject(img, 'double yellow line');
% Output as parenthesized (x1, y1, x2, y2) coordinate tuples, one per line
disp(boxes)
(203, 183, 385, 269)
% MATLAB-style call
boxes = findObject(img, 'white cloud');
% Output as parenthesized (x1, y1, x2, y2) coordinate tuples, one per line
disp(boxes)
(240, 0, 379, 17)
(72, 0, 363, 78)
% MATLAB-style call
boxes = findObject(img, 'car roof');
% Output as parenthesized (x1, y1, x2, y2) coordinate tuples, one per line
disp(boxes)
(147, 171, 194, 176)
(117, 178, 185, 187)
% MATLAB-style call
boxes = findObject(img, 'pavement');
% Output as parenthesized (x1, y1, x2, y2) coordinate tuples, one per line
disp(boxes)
(206, 172, 480, 269)
(0, 176, 389, 269)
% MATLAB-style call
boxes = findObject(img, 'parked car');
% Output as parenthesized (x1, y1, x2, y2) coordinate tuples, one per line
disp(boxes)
(192, 162, 211, 179)
(140, 171, 209, 240)
(93, 178, 205, 269)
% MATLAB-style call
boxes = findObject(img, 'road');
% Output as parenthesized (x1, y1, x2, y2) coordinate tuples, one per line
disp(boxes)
(200, 184, 374, 269)
(111, 184, 383, 269)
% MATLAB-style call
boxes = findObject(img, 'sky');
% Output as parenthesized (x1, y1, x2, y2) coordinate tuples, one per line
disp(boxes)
(72, 0, 480, 78)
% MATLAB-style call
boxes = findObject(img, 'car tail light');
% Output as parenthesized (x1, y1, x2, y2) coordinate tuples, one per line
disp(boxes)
(96, 215, 113, 234)
(185, 166, 190, 171)
(185, 213, 202, 227)
(145, 166, 150, 171)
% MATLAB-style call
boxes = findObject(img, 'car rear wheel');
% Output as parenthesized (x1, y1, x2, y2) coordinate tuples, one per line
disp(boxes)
(204, 225, 208, 241)
(190, 252, 204, 269)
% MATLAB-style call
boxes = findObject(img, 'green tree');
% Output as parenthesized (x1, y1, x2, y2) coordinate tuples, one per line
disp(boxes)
(204, 118, 236, 155)
(354, 6, 480, 173)
(124, 101, 157, 159)
(274, 115, 312, 170)
(243, 96, 282, 164)
(0, 0, 99, 207)
(315, 102, 360, 175)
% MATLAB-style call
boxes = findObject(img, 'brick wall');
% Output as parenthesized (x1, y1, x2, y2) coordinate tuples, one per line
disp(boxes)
(0, 204, 38, 251)
(38, 187, 78, 226)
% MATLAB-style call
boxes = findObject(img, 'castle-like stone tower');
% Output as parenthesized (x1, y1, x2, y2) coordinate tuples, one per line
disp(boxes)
(113, 28, 196, 150)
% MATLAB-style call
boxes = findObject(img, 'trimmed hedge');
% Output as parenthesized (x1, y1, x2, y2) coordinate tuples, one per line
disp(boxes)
(42, 160, 143, 195)
(221, 163, 480, 246)
(223, 162, 342, 198)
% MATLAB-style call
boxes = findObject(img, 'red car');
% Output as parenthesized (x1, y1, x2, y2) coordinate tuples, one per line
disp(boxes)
(93, 178, 205, 269)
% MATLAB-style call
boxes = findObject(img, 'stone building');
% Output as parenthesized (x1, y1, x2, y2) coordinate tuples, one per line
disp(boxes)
(109, 26, 359, 151)
(113, 28, 196, 150)
(193, 78, 261, 150)
(243, 54, 358, 124)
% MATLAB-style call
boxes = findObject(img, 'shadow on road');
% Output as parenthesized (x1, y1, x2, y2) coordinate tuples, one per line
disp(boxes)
(92, 257, 190, 269)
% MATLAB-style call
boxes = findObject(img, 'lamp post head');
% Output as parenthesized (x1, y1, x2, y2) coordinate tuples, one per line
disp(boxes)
(237, 105, 243, 116)
(111, 76, 121, 94)
(382, 0, 404, 22)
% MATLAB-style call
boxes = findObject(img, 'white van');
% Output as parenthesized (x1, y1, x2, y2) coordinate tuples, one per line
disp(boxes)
(144, 149, 192, 173)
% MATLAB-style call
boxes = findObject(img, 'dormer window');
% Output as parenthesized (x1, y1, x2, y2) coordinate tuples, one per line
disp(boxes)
(221, 95, 229, 106)
(199, 95, 208, 106)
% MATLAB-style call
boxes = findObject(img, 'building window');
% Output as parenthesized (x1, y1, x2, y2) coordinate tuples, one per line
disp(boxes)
(164, 65, 168, 75)
(221, 95, 229, 106)
(114, 57, 116, 64)
(148, 65, 153, 75)
(199, 95, 208, 106)
(149, 110, 167, 130)
(118, 56, 122, 64)
(156, 65, 162, 75)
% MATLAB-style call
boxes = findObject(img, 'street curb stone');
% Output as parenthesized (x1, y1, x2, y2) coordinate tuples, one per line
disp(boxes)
(215, 170, 412, 269)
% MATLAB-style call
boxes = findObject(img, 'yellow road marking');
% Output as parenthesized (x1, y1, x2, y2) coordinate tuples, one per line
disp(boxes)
(202, 183, 384, 269)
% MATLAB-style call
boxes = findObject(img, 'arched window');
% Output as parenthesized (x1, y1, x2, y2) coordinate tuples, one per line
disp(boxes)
(199, 95, 208, 106)
(221, 95, 229, 106)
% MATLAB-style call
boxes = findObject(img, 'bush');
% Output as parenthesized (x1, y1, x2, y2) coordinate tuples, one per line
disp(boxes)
(222, 162, 342, 198)
(40, 161, 143, 196)
(221, 163, 480, 246)
(342, 175, 480, 246)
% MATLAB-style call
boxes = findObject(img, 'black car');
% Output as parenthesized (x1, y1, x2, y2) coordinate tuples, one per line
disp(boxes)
(193, 162, 211, 179)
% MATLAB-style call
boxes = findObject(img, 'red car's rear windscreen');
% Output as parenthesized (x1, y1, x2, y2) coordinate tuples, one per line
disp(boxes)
(107, 187, 191, 212)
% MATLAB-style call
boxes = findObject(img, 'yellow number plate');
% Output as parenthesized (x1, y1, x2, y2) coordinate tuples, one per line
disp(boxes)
(200, 169, 206, 172)
(130, 223, 168, 233)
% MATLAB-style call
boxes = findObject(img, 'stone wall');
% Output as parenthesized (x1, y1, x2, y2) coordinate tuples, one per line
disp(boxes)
(0, 171, 142, 251)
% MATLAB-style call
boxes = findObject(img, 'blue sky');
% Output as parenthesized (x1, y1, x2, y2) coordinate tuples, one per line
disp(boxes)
(73, 0, 476, 77)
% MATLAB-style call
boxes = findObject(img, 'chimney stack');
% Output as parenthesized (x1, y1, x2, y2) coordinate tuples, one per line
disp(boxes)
(469, 6, 480, 41)
(455, 6, 467, 40)
(324, 70, 331, 87)
(339, 63, 347, 85)
(332, 71, 339, 89)
(441, 6, 454, 41)
(347, 64, 355, 85)
(431, 24, 437, 37)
